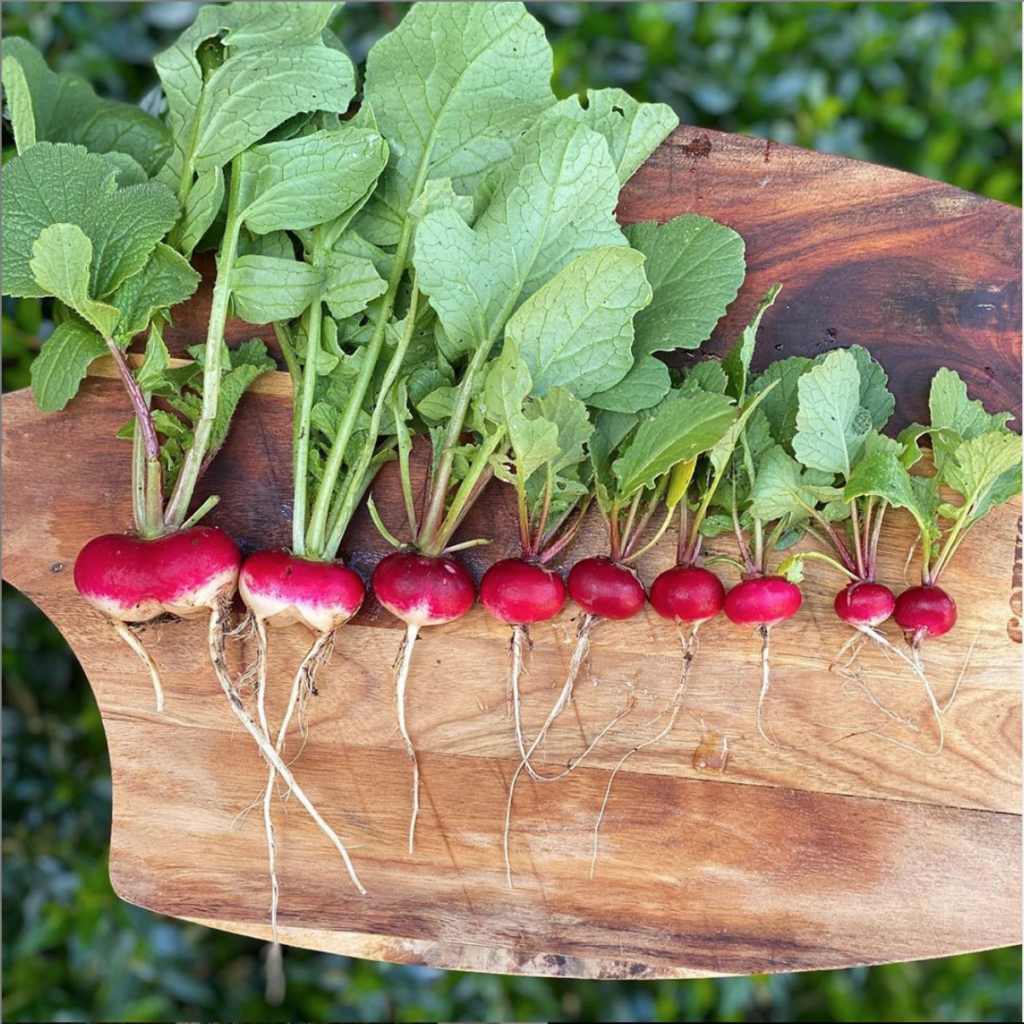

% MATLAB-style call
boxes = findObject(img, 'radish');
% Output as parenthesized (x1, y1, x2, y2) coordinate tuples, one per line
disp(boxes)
(586, 282, 790, 872)
(568, 557, 647, 620)
(893, 584, 957, 638)
(835, 581, 897, 629)
(724, 575, 803, 626)
(0, 140, 273, 713)
(778, 361, 1020, 753)
(75, 527, 242, 710)
(480, 559, 567, 625)
(649, 565, 726, 626)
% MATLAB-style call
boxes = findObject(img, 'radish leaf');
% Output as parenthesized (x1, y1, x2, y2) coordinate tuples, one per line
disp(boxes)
(361, 1, 554, 224)
(507, 246, 651, 400)
(111, 244, 201, 341)
(540, 88, 677, 185)
(2, 37, 169, 172)
(414, 118, 625, 352)
(612, 391, 736, 499)
(229, 256, 323, 323)
(29, 318, 108, 413)
(626, 214, 746, 358)
(793, 348, 872, 476)
(237, 129, 388, 236)
(588, 356, 672, 413)
(29, 224, 120, 336)
(2, 143, 179, 298)
(749, 445, 842, 523)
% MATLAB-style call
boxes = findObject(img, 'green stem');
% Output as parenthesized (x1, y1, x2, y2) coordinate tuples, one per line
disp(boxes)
(861, 496, 875, 563)
(393, 392, 419, 541)
(416, 340, 493, 550)
(516, 472, 532, 557)
(106, 338, 164, 537)
(306, 220, 415, 555)
(367, 494, 404, 549)
(762, 516, 789, 568)
(423, 429, 504, 558)
(868, 500, 887, 578)
(321, 286, 422, 560)
(619, 490, 644, 556)
(930, 509, 974, 583)
(849, 500, 866, 579)
(164, 156, 244, 528)
(531, 466, 554, 559)
(623, 503, 675, 565)
(291, 294, 324, 555)
(180, 494, 220, 530)
(131, 412, 147, 536)
(753, 517, 764, 573)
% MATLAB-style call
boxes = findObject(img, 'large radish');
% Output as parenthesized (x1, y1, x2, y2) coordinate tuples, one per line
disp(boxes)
(75, 528, 241, 710)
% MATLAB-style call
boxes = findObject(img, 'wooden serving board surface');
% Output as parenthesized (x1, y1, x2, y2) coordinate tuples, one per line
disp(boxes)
(2, 126, 1021, 979)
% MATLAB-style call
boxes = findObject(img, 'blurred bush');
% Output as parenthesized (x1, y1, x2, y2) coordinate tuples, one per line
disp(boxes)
(2, 3, 1021, 1022)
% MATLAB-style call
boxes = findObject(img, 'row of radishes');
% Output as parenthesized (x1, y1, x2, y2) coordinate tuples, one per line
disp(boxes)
(4, 4, 1019, 977)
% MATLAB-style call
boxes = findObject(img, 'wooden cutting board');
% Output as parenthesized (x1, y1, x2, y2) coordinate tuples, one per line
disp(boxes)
(2, 126, 1021, 980)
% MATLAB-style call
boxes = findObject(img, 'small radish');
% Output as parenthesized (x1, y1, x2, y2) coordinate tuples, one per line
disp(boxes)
(543, 383, 745, 883)
(721, 573, 803, 747)
(480, 559, 566, 625)
(239, 551, 366, 824)
(834, 581, 897, 629)
(649, 565, 726, 626)
(371, 549, 476, 852)
(567, 557, 647, 620)
(724, 575, 802, 627)
(894, 584, 957, 639)
(781, 362, 1020, 756)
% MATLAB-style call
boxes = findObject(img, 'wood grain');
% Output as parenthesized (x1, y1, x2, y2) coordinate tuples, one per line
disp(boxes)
(3, 126, 1022, 979)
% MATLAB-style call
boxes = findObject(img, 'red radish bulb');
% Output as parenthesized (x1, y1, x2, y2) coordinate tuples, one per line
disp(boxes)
(650, 565, 725, 625)
(724, 575, 802, 749)
(480, 559, 565, 625)
(74, 526, 241, 712)
(834, 581, 896, 628)
(372, 550, 475, 627)
(894, 584, 957, 638)
(567, 557, 646, 620)
(74, 526, 240, 622)
(371, 550, 476, 854)
(724, 575, 802, 627)
(240, 550, 365, 634)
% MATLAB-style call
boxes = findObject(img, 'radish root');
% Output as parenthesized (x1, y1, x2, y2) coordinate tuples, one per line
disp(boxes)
(113, 619, 164, 712)
(503, 693, 633, 888)
(509, 623, 531, 758)
(515, 614, 598, 781)
(394, 623, 421, 855)
(755, 625, 780, 747)
(589, 625, 699, 878)
(829, 625, 978, 756)
(251, 616, 281, 953)
(208, 597, 366, 894)
(281, 631, 336, 780)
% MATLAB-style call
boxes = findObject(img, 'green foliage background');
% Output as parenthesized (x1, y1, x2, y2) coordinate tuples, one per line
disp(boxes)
(2, 3, 1021, 1021)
